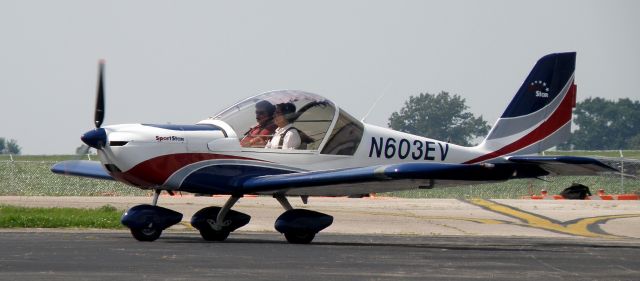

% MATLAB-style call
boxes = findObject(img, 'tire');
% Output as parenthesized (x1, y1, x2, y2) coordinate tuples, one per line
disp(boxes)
(130, 227, 162, 242)
(199, 228, 230, 241)
(284, 231, 315, 244)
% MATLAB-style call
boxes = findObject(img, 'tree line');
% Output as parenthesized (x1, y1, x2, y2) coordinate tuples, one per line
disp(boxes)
(558, 98, 640, 150)
(388, 92, 640, 150)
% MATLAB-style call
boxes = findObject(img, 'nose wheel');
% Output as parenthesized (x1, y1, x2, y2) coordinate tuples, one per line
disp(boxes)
(284, 231, 316, 244)
(130, 226, 162, 242)
(121, 189, 183, 242)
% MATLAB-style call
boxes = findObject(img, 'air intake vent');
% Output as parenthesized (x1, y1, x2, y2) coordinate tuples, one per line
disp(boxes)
(109, 141, 129, 146)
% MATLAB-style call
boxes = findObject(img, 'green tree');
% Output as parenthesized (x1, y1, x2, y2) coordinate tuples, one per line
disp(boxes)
(388, 91, 490, 146)
(7, 139, 21, 154)
(627, 134, 640, 150)
(567, 98, 640, 150)
(0, 138, 21, 155)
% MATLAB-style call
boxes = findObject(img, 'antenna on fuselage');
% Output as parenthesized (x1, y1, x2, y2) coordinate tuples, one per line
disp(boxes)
(361, 82, 392, 123)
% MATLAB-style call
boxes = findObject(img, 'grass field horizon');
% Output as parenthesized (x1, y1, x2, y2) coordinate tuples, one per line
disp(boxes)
(1, 151, 638, 198)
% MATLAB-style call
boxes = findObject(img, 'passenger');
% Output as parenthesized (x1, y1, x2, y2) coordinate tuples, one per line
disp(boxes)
(240, 100, 277, 147)
(265, 103, 301, 149)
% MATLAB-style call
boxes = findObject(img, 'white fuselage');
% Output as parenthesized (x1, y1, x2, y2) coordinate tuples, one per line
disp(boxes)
(95, 118, 490, 195)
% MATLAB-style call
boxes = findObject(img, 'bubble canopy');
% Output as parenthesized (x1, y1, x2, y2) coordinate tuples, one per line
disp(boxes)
(211, 90, 364, 155)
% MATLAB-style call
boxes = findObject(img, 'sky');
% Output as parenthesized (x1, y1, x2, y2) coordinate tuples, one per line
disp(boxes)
(1, 0, 638, 155)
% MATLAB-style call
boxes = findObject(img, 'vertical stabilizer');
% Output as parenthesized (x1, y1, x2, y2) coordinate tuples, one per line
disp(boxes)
(466, 52, 577, 164)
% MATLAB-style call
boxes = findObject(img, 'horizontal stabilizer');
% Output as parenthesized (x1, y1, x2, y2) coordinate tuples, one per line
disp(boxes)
(506, 155, 618, 176)
(51, 160, 114, 180)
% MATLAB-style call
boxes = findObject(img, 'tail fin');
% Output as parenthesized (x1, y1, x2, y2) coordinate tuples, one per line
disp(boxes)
(468, 52, 577, 163)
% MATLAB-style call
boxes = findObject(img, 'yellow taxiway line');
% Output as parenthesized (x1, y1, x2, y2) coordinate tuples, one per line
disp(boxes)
(468, 199, 640, 238)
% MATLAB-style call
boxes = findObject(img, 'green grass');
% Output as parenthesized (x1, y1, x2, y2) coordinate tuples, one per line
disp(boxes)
(0, 160, 149, 196)
(0, 205, 125, 228)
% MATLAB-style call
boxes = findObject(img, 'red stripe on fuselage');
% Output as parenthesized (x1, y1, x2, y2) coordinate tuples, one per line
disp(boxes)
(111, 153, 264, 187)
(464, 84, 574, 164)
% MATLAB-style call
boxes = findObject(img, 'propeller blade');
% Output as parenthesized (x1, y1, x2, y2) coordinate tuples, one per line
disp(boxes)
(95, 60, 105, 128)
(77, 144, 91, 157)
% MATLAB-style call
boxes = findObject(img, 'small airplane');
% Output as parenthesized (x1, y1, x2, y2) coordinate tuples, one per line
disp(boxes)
(52, 52, 616, 243)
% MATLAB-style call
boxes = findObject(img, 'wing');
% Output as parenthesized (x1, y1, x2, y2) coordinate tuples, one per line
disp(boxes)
(51, 160, 114, 180)
(241, 156, 617, 196)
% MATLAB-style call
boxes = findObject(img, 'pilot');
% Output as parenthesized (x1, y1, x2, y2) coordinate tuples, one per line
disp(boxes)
(240, 100, 278, 147)
(265, 102, 301, 149)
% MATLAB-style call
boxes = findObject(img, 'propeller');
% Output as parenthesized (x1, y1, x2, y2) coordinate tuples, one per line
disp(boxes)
(80, 60, 108, 150)
(95, 60, 105, 128)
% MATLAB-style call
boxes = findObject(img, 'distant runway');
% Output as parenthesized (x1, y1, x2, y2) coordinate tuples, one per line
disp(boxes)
(1, 231, 639, 281)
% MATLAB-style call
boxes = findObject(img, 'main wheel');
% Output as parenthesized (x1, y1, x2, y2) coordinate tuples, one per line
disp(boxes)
(199, 228, 230, 241)
(130, 227, 162, 242)
(284, 231, 315, 244)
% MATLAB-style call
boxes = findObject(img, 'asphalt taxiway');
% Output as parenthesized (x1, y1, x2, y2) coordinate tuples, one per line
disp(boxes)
(0, 231, 639, 281)
(1, 196, 639, 280)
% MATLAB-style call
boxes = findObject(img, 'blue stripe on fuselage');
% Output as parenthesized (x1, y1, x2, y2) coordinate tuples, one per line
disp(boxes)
(178, 164, 296, 194)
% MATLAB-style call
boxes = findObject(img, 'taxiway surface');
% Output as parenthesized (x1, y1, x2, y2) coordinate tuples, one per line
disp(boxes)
(1, 196, 639, 280)
(0, 231, 639, 281)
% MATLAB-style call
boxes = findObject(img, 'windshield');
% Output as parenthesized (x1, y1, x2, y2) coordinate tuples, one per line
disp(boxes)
(212, 90, 337, 150)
